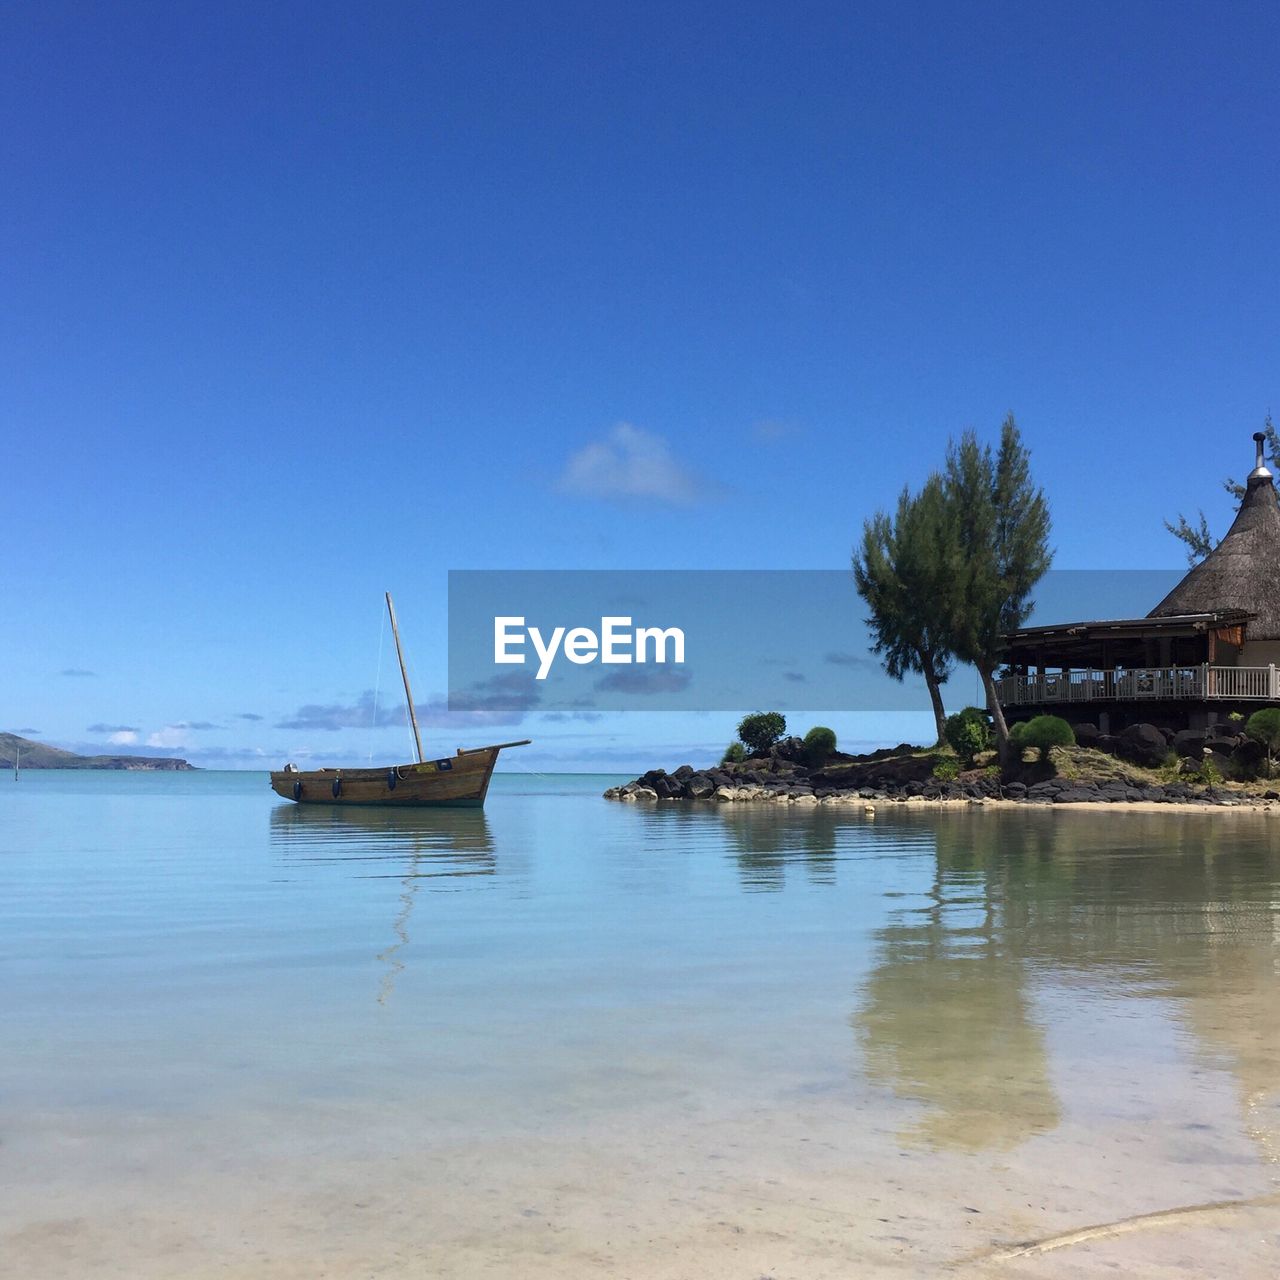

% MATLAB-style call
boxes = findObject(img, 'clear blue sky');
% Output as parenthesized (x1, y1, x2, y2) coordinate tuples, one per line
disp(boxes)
(5, 1, 1278, 770)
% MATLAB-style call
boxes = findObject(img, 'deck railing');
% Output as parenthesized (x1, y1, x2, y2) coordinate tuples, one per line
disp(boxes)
(995, 665, 1280, 707)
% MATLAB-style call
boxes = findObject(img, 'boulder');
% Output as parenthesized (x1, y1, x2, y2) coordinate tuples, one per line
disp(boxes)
(1072, 723, 1101, 747)
(1172, 728, 1209, 759)
(672, 764, 695, 779)
(1055, 786, 1100, 803)
(1117, 723, 1171, 768)
(686, 774, 716, 799)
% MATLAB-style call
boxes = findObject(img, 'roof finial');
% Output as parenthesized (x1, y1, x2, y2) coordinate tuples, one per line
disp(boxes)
(1249, 430, 1272, 482)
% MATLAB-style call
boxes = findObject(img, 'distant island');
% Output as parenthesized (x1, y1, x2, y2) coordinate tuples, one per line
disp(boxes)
(0, 732, 196, 771)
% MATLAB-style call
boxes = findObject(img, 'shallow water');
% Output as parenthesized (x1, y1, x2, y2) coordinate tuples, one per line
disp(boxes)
(2, 771, 1279, 1277)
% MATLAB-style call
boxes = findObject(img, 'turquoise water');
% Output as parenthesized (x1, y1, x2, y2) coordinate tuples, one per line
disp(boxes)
(3, 771, 1279, 1277)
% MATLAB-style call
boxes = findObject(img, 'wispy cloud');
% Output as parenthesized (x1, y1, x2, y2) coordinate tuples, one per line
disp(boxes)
(16, 727, 40, 735)
(824, 650, 875, 670)
(275, 691, 395, 732)
(235, 712, 264, 722)
(540, 710, 605, 723)
(594, 667, 692, 695)
(109, 731, 139, 745)
(88, 722, 141, 734)
(174, 720, 222, 731)
(782, 671, 807, 683)
(277, 675, 542, 733)
(146, 726, 192, 749)
(59, 668, 96, 677)
(558, 423, 714, 506)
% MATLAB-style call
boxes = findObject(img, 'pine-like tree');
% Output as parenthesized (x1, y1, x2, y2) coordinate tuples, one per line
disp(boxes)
(943, 416, 1052, 763)
(853, 474, 956, 744)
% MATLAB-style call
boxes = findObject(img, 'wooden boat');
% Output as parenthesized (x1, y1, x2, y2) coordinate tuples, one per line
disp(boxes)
(270, 592, 529, 808)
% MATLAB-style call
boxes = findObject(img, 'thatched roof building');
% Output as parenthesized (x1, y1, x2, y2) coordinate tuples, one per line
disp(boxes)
(997, 433, 1280, 730)
(1149, 436, 1280, 640)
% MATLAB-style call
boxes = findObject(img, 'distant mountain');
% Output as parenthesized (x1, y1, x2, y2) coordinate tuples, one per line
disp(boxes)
(0, 732, 196, 771)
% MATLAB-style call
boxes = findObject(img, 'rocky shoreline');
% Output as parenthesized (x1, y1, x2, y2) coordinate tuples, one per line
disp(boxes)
(604, 732, 1280, 811)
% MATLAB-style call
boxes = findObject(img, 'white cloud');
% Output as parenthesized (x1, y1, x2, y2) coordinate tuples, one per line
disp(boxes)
(558, 423, 712, 505)
(108, 730, 138, 745)
(146, 726, 191, 749)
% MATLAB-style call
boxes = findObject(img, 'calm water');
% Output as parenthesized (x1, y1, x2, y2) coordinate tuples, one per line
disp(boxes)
(2, 771, 1279, 1277)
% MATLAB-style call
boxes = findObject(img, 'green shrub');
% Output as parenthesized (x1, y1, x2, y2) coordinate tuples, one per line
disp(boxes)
(932, 755, 960, 781)
(803, 725, 837, 766)
(1228, 710, 1245, 724)
(721, 741, 746, 765)
(1019, 714, 1075, 763)
(1189, 756, 1223, 788)
(944, 706, 991, 765)
(1245, 708, 1280, 775)
(737, 711, 787, 754)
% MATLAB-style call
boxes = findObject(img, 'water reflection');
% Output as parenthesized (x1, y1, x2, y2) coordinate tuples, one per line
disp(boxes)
(269, 805, 495, 1002)
(855, 809, 1280, 1158)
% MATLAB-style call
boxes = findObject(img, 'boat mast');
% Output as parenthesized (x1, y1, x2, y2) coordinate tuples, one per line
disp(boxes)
(385, 591, 425, 764)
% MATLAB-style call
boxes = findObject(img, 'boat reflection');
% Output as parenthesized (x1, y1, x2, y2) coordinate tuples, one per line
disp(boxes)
(269, 805, 495, 1003)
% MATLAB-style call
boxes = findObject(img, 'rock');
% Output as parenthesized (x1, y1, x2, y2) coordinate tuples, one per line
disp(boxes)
(672, 764, 694, 779)
(686, 774, 716, 799)
(1094, 734, 1121, 756)
(1172, 728, 1209, 758)
(1055, 786, 1100, 803)
(713, 785, 737, 801)
(1117, 723, 1171, 768)
(631, 786, 658, 801)
(1072, 723, 1101, 746)
(1003, 781, 1027, 798)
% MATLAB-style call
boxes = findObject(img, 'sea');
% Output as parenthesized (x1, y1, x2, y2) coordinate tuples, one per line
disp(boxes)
(2, 770, 1278, 1277)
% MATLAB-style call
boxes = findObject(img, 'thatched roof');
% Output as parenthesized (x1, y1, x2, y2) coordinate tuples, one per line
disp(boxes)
(1149, 437, 1280, 639)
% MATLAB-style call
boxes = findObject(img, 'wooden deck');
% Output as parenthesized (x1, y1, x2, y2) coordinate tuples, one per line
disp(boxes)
(996, 665, 1280, 707)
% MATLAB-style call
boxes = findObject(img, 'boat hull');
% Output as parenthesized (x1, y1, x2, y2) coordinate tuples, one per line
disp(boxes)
(269, 742, 528, 808)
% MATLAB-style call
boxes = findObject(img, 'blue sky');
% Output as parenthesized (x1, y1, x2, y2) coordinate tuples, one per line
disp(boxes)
(5, 1, 1278, 771)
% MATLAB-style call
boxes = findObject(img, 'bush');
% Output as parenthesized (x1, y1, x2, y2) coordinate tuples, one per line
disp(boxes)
(721, 741, 746, 765)
(943, 706, 991, 766)
(932, 755, 960, 781)
(737, 711, 787, 754)
(803, 725, 837, 766)
(1019, 714, 1075, 763)
(1245, 708, 1280, 774)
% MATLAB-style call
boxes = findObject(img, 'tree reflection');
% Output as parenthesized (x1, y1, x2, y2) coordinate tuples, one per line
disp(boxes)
(856, 808, 1280, 1159)
(856, 813, 1059, 1151)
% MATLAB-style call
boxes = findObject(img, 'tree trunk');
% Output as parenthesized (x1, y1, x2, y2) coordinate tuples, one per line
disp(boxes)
(980, 667, 1011, 765)
(919, 654, 947, 745)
